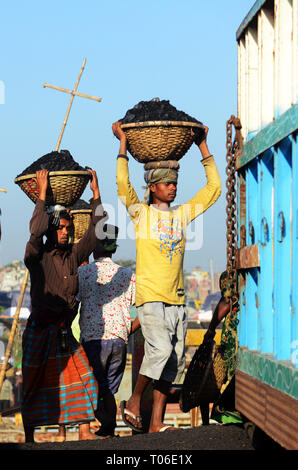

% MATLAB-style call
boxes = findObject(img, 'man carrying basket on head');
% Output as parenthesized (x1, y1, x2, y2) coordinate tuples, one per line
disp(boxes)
(112, 120, 221, 433)
(22, 168, 105, 443)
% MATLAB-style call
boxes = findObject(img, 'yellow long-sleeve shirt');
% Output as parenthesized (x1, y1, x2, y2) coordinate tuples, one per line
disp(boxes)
(117, 156, 221, 307)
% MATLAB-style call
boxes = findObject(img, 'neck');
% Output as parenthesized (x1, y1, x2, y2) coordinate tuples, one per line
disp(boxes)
(151, 200, 170, 209)
(45, 239, 68, 252)
(56, 245, 69, 254)
(94, 253, 112, 259)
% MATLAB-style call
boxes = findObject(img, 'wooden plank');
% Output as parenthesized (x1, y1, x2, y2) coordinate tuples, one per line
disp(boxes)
(236, 0, 267, 40)
(274, 0, 293, 117)
(235, 370, 298, 450)
(236, 244, 260, 269)
(185, 329, 221, 347)
(236, 104, 298, 169)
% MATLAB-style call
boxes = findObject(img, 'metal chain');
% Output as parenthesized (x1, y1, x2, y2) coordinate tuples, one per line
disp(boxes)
(225, 115, 243, 302)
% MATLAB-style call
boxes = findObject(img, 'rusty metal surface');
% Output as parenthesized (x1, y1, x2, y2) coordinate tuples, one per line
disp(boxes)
(236, 244, 260, 269)
(235, 370, 298, 450)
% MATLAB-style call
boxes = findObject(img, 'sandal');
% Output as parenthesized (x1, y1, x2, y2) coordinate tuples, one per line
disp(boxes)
(158, 425, 176, 432)
(120, 400, 143, 433)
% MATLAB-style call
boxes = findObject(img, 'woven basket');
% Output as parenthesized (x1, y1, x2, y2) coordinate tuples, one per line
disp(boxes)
(121, 121, 204, 163)
(70, 209, 92, 243)
(14, 170, 91, 206)
(179, 340, 227, 412)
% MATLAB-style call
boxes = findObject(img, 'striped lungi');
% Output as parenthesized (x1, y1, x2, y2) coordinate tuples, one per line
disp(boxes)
(21, 320, 98, 427)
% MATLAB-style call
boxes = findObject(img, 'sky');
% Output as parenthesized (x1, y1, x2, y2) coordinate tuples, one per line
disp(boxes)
(0, 0, 255, 274)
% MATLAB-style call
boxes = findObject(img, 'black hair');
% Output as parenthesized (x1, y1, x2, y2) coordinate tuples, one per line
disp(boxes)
(48, 210, 72, 229)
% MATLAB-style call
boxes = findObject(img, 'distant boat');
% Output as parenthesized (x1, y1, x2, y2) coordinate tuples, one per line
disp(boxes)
(4, 306, 31, 319)
(0, 290, 31, 319)
(198, 292, 221, 323)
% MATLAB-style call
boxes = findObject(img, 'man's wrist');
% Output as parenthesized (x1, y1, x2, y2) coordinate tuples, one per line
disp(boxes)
(119, 136, 127, 154)
(117, 153, 129, 160)
(36, 198, 46, 206)
(92, 189, 100, 200)
(201, 154, 213, 162)
(198, 141, 211, 157)
(39, 190, 47, 201)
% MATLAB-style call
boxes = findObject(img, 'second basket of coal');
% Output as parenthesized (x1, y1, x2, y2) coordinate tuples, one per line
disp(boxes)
(14, 150, 91, 207)
(120, 99, 204, 163)
(69, 199, 92, 243)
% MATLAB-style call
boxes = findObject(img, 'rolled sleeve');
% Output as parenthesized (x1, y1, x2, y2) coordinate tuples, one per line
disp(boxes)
(24, 199, 48, 266)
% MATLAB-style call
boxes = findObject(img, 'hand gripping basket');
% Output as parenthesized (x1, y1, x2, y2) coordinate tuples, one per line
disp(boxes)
(121, 120, 204, 163)
(70, 208, 92, 243)
(179, 339, 228, 412)
(14, 170, 91, 207)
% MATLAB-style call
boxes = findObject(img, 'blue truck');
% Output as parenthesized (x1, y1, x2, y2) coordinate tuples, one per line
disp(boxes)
(234, 0, 298, 450)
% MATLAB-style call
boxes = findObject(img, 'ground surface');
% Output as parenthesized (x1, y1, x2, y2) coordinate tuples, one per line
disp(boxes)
(0, 424, 264, 451)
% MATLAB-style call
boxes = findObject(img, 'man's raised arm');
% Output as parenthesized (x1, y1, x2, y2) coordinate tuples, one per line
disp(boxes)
(74, 169, 107, 265)
(24, 170, 50, 266)
(184, 126, 221, 222)
(113, 121, 140, 211)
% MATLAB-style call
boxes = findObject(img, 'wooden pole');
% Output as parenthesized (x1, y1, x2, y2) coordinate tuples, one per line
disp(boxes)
(43, 58, 101, 152)
(0, 269, 29, 392)
(43, 84, 101, 103)
(55, 58, 86, 151)
(210, 258, 215, 293)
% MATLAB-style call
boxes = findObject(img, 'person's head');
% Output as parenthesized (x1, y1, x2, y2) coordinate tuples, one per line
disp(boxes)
(55, 216, 72, 246)
(46, 207, 73, 248)
(149, 181, 177, 205)
(93, 224, 119, 259)
(143, 162, 179, 206)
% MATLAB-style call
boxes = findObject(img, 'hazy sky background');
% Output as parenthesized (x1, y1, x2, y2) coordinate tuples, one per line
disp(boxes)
(0, 0, 255, 273)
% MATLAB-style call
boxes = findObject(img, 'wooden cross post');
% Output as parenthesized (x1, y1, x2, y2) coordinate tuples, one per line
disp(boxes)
(43, 57, 102, 151)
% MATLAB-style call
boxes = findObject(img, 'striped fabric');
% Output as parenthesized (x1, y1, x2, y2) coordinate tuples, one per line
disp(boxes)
(21, 321, 98, 427)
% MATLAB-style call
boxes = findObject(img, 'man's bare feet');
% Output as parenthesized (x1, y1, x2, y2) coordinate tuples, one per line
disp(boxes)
(79, 431, 99, 440)
(90, 419, 100, 432)
(79, 423, 98, 440)
(56, 424, 66, 442)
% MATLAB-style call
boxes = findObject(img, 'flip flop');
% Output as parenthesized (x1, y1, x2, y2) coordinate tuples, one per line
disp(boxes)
(120, 400, 143, 433)
(159, 425, 176, 432)
(94, 435, 112, 440)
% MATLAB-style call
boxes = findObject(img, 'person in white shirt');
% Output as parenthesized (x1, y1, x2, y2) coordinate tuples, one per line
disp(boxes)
(77, 224, 140, 438)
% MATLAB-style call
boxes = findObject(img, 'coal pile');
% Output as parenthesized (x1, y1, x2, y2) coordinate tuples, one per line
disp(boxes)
(120, 98, 201, 124)
(17, 150, 86, 177)
(70, 199, 91, 210)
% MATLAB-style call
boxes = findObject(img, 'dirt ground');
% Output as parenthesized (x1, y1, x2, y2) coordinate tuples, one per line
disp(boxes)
(0, 423, 285, 453)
